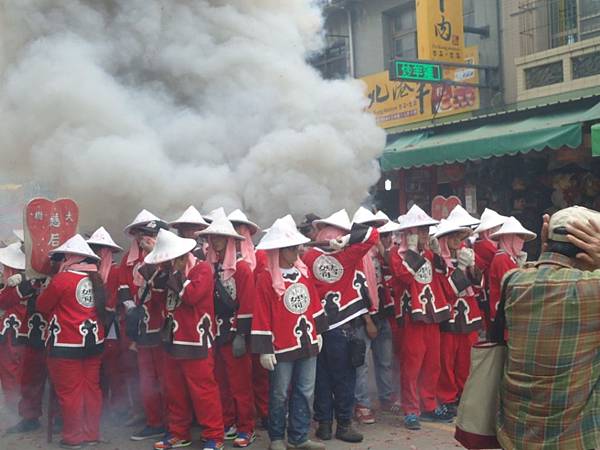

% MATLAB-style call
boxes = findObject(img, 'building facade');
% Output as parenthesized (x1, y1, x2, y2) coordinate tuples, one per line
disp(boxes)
(313, 0, 600, 257)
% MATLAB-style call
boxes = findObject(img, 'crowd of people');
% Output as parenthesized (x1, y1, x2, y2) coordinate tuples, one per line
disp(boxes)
(0, 202, 597, 450)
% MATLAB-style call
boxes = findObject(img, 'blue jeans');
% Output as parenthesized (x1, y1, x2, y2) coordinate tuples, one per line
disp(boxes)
(268, 356, 317, 445)
(314, 326, 356, 423)
(354, 318, 394, 408)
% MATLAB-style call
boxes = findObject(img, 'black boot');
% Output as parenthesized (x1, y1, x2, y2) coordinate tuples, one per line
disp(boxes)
(315, 421, 332, 441)
(5, 418, 41, 434)
(335, 420, 363, 443)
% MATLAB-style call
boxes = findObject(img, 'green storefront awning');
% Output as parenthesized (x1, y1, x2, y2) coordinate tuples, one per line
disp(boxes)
(381, 101, 600, 170)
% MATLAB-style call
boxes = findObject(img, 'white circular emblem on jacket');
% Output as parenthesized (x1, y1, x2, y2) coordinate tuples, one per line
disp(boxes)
(414, 260, 433, 284)
(284, 283, 310, 314)
(76, 278, 95, 308)
(313, 255, 344, 283)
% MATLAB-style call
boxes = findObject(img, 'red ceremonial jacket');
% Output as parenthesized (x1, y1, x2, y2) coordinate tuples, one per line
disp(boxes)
(103, 265, 120, 337)
(488, 250, 518, 321)
(251, 267, 328, 362)
(0, 285, 27, 345)
(160, 262, 215, 359)
(303, 226, 378, 330)
(37, 270, 105, 358)
(213, 259, 256, 345)
(438, 261, 483, 333)
(117, 245, 144, 305)
(255, 250, 268, 280)
(389, 248, 451, 324)
(19, 279, 48, 348)
(370, 251, 395, 319)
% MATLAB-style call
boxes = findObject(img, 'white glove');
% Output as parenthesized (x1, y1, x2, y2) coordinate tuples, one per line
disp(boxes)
(429, 237, 441, 255)
(317, 335, 323, 353)
(260, 353, 277, 371)
(457, 248, 475, 271)
(407, 234, 419, 252)
(516, 251, 528, 267)
(122, 300, 137, 311)
(329, 235, 350, 251)
(6, 274, 22, 287)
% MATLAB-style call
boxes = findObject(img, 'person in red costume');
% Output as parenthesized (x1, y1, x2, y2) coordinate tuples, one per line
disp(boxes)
(303, 209, 379, 444)
(252, 215, 328, 450)
(488, 217, 536, 323)
(0, 242, 27, 412)
(228, 209, 269, 430)
(472, 208, 508, 330)
(169, 206, 210, 260)
(433, 219, 483, 416)
(37, 234, 106, 449)
(86, 227, 128, 420)
(120, 210, 170, 441)
(145, 229, 225, 450)
(198, 212, 257, 447)
(389, 205, 454, 430)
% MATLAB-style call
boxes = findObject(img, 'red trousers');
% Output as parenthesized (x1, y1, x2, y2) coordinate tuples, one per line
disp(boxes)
(165, 352, 224, 442)
(0, 335, 24, 411)
(400, 320, 440, 415)
(251, 354, 269, 419)
(214, 343, 255, 433)
(47, 355, 102, 445)
(101, 340, 129, 414)
(19, 346, 47, 420)
(137, 345, 165, 428)
(437, 332, 478, 404)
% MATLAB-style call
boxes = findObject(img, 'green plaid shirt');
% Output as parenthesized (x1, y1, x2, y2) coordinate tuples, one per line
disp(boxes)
(497, 252, 600, 450)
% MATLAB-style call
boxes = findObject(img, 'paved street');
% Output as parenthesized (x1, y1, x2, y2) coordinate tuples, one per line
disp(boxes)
(0, 400, 460, 450)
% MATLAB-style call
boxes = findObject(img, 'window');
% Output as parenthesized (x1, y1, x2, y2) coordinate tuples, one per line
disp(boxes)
(310, 35, 349, 79)
(572, 51, 600, 78)
(385, 6, 418, 60)
(524, 61, 564, 89)
(550, 0, 600, 48)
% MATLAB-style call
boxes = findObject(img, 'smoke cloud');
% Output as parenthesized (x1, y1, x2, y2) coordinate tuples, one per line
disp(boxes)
(0, 0, 384, 234)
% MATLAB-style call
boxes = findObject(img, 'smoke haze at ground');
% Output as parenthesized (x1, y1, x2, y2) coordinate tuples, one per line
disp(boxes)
(0, 0, 384, 236)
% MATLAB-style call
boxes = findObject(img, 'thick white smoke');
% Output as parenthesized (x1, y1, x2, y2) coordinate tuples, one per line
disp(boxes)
(0, 0, 384, 234)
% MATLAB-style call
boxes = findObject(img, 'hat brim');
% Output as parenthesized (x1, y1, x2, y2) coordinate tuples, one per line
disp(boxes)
(87, 241, 123, 252)
(312, 220, 351, 232)
(474, 220, 505, 234)
(230, 220, 260, 235)
(256, 235, 310, 250)
(356, 219, 389, 228)
(48, 249, 101, 261)
(124, 222, 151, 236)
(144, 241, 197, 265)
(396, 220, 439, 232)
(490, 231, 537, 242)
(0, 251, 25, 271)
(169, 221, 209, 230)
(197, 230, 244, 240)
(435, 228, 472, 239)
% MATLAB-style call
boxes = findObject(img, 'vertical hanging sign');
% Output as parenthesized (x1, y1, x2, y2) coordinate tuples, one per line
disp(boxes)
(416, 0, 465, 62)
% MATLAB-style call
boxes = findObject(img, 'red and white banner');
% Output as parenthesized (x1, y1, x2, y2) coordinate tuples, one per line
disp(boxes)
(24, 198, 79, 277)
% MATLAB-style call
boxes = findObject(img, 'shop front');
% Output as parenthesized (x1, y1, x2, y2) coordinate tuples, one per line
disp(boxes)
(376, 95, 600, 258)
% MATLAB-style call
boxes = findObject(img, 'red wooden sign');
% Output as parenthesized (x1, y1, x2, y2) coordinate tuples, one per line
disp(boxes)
(25, 198, 79, 276)
(431, 195, 461, 221)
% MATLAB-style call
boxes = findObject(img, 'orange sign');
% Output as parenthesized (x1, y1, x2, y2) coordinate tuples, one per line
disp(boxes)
(417, 0, 464, 62)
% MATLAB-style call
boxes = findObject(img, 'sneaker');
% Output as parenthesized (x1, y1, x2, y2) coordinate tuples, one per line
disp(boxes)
(233, 431, 256, 448)
(59, 441, 82, 449)
(404, 413, 421, 430)
(131, 426, 166, 441)
(287, 439, 326, 449)
(420, 405, 455, 423)
(443, 402, 458, 416)
(202, 440, 224, 450)
(5, 418, 41, 434)
(224, 424, 238, 440)
(354, 405, 376, 424)
(268, 441, 286, 450)
(154, 434, 192, 449)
